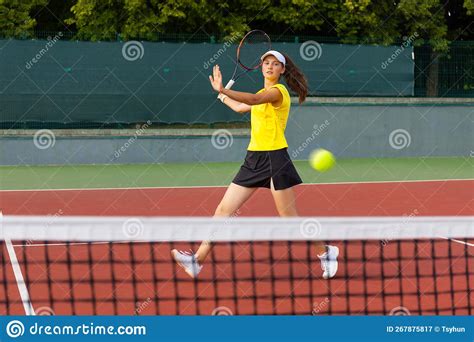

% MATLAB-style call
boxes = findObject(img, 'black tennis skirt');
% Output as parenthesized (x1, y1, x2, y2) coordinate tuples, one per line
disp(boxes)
(232, 148, 303, 190)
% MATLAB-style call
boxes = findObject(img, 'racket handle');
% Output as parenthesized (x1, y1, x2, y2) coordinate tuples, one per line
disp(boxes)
(224, 79, 235, 89)
(217, 79, 234, 101)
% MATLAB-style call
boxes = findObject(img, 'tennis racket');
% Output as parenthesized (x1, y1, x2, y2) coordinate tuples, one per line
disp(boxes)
(223, 30, 271, 90)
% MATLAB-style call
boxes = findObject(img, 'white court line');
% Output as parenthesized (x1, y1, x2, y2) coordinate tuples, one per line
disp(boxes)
(439, 236, 474, 247)
(0, 178, 473, 192)
(5, 239, 36, 315)
(2, 211, 36, 315)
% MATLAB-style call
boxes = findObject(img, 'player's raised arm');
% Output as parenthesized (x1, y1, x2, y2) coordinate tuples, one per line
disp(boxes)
(209, 65, 251, 113)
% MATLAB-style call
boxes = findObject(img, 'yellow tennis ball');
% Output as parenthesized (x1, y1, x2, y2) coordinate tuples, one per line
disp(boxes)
(309, 149, 336, 172)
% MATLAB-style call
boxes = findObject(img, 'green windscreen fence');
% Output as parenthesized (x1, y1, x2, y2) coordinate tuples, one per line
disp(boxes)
(1, 39, 415, 128)
(414, 42, 474, 97)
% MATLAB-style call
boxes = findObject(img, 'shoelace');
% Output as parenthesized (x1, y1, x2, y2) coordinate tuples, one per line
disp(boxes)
(178, 250, 200, 268)
(178, 249, 194, 257)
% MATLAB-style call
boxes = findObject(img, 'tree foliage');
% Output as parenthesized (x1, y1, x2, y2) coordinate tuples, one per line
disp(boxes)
(1, 0, 472, 51)
(464, 0, 474, 15)
(0, 0, 48, 37)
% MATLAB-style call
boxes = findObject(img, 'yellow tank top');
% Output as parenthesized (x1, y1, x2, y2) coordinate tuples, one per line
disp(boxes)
(247, 83, 291, 151)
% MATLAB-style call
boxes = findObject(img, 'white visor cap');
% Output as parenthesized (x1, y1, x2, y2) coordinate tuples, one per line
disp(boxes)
(260, 50, 286, 66)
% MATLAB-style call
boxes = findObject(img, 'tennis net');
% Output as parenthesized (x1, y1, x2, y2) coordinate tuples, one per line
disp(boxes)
(0, 215, 472, 315)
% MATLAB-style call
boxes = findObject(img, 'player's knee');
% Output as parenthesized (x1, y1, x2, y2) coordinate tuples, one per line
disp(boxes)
(214, 203, 234, 217)
(276, 206, 298, 217)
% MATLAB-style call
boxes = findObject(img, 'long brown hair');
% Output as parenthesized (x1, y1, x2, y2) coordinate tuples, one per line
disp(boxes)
(282, 53, 308, 104)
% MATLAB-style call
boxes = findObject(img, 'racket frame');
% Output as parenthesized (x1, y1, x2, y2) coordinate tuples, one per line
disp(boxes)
(224, 30, 271, 89)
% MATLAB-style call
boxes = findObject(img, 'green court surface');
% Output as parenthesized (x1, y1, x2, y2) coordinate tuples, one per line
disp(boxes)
(1, 157, 472, 190)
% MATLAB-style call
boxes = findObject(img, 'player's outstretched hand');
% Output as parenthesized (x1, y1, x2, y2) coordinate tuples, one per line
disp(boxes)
(209, 65, 223, 93)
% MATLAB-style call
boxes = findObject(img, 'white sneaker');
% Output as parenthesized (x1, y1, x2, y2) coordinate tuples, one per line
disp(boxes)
(318, 245, 339, 279)
(171, 249, 203, 278)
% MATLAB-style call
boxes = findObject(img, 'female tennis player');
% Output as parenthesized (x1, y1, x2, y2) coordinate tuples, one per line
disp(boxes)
(172, 51, 339, 279)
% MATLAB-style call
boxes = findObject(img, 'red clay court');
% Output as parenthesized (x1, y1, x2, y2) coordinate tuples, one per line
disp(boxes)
(1, 179, 472, 315)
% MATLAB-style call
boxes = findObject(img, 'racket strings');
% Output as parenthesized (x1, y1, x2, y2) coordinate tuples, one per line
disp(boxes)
(238, 31, 271, 70)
